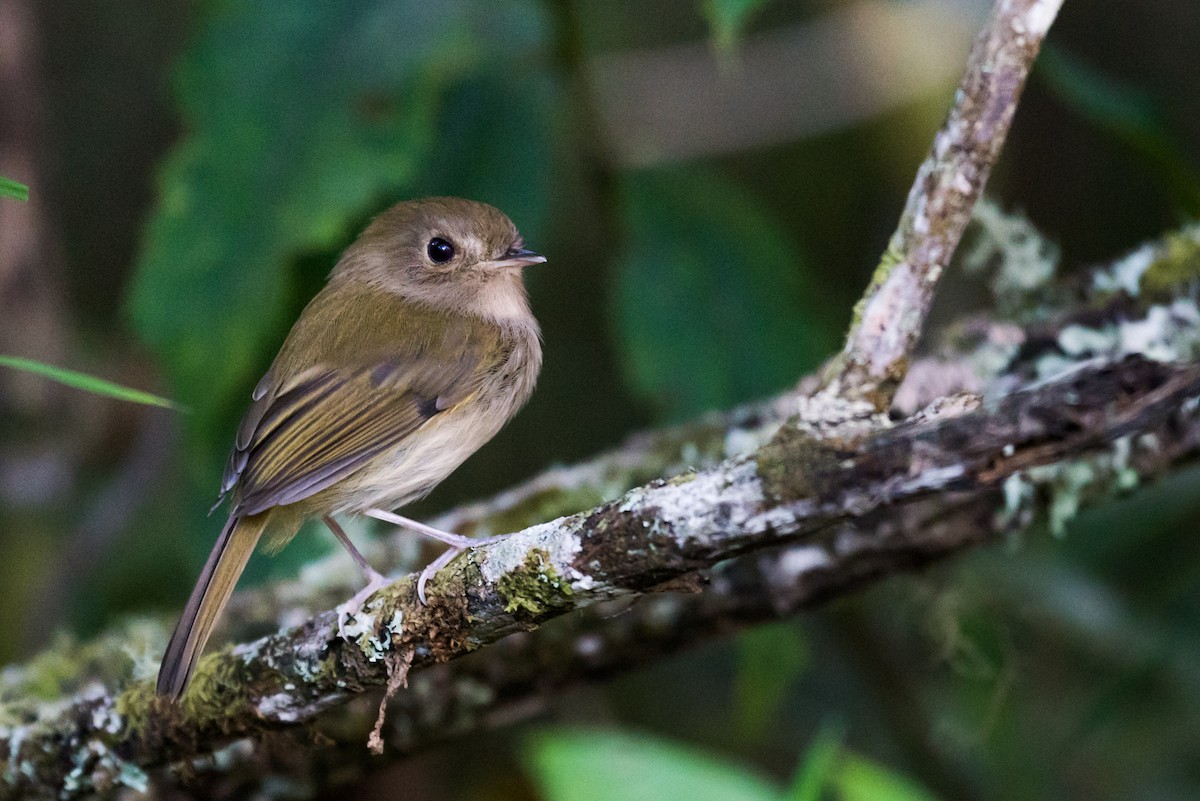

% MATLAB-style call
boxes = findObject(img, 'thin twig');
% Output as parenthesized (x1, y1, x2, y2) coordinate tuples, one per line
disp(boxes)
(823, 0, 1064, 409)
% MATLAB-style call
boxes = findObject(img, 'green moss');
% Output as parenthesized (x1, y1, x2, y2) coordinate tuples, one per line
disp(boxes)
(755, 424, 847, 503)
(145, 644, 281, 735)
(496, 549, 575, 617)
(848, 244, 904, 336)
(667, 470, 698, 486)
(7, 635, 94, 701)
(0, 619, 164, 705)
(1142, 228, 1200, 294)
(114, 683, 154, 738)
(116, 640, 294, 741)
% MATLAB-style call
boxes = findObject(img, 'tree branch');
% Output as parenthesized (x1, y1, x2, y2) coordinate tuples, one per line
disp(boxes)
(824, 0, 1063, 409)
(6, 233, 1200, 792)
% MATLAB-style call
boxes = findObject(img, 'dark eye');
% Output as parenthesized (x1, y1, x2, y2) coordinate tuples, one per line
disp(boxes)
(427, 237, 455, 264)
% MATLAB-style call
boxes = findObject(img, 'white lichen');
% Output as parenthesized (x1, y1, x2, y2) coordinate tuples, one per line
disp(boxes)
(964, 199, 1060, 314)
(337, 597, 404, 662)
(1045, 299, 1200, 380)
(1110, 436, 1140, 492)
(3, 725, 32, 785)
(898, 464, 968, 494)
(478, 520, 580, 586)
(88, 696, 122, 736)
(1092, 242, 1155, 297)
(774, 546, 831, 577)
(1057, 325, 1118, 358)
(1036, 461, 1098, 538)
(204, 739, 256, 773)
(1022, 434, 1149, 539)
(724, 423, 780, 458)
(256, 692, 302, 723)
(57, 702, 147, 797)
(1119, 300, 1200, 361)
(627, 461, 765, 548)
(792, 392, 882, 437)
(998, 471, 1033, 530)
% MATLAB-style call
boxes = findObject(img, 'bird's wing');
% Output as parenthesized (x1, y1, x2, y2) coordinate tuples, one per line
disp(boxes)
(219, 347, 488, 517)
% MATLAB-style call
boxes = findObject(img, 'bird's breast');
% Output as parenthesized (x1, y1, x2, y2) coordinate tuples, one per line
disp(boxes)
(330, 326, 541, 514)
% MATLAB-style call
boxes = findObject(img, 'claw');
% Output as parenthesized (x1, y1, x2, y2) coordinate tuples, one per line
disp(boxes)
(413, 533, 511, 604)
(336, 568, 389, 640)
(416, 547, 463, 605)
(356, 507, 516, 606)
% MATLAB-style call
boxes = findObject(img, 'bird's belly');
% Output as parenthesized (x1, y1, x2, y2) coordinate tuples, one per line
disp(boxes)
(327, 405, 507, 514)
(304, 324, 540, 517)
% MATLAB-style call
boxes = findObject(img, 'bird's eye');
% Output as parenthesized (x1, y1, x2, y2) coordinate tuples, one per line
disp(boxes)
(427, 237, 455, 264)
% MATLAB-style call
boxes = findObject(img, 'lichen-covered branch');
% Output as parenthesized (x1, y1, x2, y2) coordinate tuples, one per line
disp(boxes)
(5, 290, 1200, 795)
(3, 211, 1200, 790)
(210, 223, 1199, 792)
(824, 0, 1063, 409)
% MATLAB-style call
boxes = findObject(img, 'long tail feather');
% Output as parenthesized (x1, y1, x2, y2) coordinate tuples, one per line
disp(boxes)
(157, 513, 267, 700)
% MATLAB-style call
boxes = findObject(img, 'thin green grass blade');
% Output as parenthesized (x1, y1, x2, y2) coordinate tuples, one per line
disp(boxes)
(1, 177, 29, 201)
(0, 355, 183, 411)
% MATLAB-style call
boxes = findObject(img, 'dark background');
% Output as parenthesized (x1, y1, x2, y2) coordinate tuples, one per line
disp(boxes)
(1, 0, 1198, 798)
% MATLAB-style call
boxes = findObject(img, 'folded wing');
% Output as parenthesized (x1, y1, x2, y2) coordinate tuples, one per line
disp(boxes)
(221, 349, 484, 517)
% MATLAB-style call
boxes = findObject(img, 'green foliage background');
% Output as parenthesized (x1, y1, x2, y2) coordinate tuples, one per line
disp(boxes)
(2, 0, 1199, 798)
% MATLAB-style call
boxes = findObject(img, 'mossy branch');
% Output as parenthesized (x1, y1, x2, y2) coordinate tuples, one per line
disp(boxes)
(4, 217, 1200, 793)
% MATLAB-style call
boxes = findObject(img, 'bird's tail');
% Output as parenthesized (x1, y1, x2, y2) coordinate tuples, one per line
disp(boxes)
(156, 513, 268, 700)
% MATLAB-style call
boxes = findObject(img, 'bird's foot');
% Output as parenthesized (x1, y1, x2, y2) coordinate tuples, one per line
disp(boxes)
(416, 533, 510, 605)
(416, 547, 462, 605)
(337, 567, 389, 640)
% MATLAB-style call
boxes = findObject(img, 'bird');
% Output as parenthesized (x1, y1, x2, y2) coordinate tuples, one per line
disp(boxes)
(156, 197, 545, 700)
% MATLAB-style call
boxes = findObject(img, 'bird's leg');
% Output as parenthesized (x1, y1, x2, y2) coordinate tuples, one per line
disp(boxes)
(365, 508, 508, 604)
(365, 509, 475, 548)
(324, 515, 388, 638)
(325, 515, 387, 584)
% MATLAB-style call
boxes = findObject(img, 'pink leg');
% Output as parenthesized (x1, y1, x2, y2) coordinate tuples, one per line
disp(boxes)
(324, 515, 389, 639)
(364, 509, 475, 548)
(324, 515, 386, 585)
(416, 546, 463, 605)
(365, 508, 508, 605)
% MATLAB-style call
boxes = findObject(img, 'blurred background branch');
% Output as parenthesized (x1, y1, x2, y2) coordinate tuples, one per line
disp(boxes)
(591, 0, 987, 167)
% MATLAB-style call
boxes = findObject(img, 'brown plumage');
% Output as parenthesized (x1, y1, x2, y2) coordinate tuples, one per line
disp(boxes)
(157, 198, 544, 700)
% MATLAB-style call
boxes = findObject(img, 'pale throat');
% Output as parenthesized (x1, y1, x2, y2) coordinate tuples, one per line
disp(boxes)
(472, 272, 532, 323)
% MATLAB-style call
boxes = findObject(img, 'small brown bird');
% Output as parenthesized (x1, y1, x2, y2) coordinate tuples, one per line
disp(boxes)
(157, 198, 544, 700)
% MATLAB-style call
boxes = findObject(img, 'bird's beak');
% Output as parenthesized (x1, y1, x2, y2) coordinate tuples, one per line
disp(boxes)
(488, 246, 547, 269)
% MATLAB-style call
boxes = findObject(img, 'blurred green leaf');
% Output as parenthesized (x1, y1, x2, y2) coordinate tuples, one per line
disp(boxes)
(834, 755, 940, 801)
(0, 176, 29, 201)
(0, 355, 181, 410)
(413, 71, 557, 247)
(128, 0, 548, 454)
(1038, 45, 1200, 217)
(614, 167, 833, 421)
(735, 621, 809, 741)
(702, 0, 771, 52)
(525, 728, 782, 801)
(786, 723, 845, 801)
